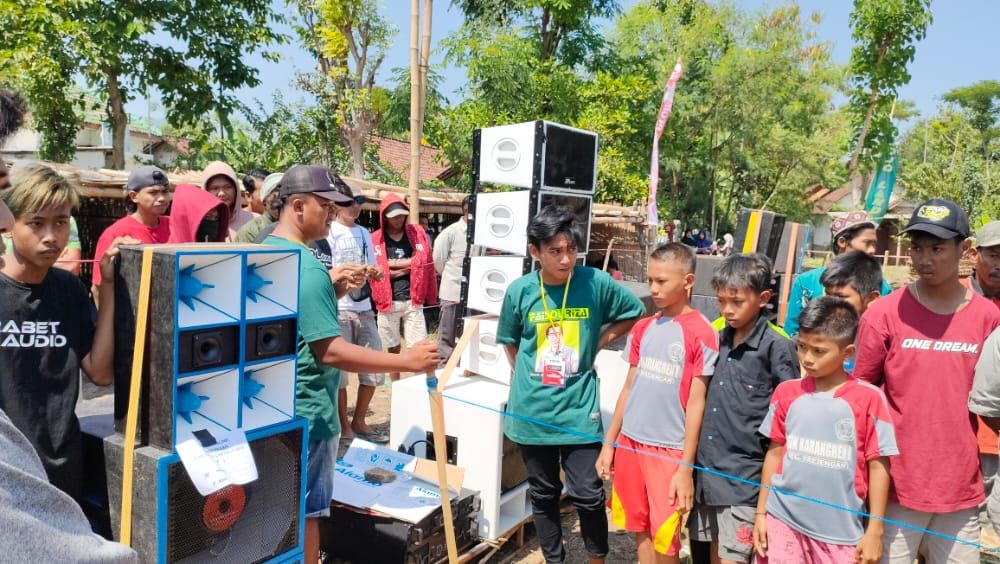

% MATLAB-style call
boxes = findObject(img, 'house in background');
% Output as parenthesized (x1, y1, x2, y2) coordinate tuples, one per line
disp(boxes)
(370, 134, 457, 184)
(1, 118, 190, 171)
(807, 183, 916, 257)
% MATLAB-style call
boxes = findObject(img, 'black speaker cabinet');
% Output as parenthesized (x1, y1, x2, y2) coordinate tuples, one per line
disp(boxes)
(114, 245, 301, 449)
(320, 489, 481, 564)
(733, 208, 786, 265)
(693, 255, 725, 297)
(475, 121, 598, 193)
(104, 418, 307, 563)
(774, 222, 811, 274)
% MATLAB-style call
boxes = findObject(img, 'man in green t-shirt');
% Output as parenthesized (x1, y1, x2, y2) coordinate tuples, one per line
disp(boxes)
(264, 164, 440, 564)
(497, 206, 644, 564)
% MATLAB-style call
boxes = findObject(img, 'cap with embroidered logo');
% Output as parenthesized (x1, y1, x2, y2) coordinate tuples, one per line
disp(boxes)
(903, 198, 970, 240)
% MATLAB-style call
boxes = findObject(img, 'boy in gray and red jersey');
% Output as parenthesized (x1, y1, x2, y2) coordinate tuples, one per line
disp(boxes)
(755, 297, 897, 564)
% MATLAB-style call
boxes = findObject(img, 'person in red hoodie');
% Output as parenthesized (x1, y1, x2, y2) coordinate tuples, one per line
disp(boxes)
(167, 184, 230, 243)
(371, 194, 437, 381)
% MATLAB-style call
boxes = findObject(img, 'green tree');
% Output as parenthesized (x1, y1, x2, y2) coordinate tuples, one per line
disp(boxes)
(942, 80, 1000, 189)
(845, 0, 932, 206)
(0, 0, 88, 161)
(293, 0, 395, 178)
(900, 107, 996, 223)
(439, 0, 844, 234)
(454, 0, 620, 63)
(3, 0, 284, 169)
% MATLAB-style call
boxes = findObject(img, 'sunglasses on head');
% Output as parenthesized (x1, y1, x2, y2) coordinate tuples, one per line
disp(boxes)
(334, 195, 365, 207)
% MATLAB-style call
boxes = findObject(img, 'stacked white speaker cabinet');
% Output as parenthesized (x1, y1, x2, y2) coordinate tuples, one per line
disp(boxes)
(390, 121, 599, 540)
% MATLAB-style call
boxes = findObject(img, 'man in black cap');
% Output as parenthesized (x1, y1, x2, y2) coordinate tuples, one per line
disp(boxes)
(855, 198, 1000, 562)
(261, 165, 440, 564)
(91, 165, 172, 291)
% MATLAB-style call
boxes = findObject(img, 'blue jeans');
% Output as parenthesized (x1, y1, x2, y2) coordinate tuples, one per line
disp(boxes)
(305, 436, 339, 518)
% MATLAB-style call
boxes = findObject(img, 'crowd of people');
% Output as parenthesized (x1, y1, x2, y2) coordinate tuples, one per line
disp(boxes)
(2, 94, 1000, 564)
(500, 200, 1000, 564)
(0, 153, 469, 562)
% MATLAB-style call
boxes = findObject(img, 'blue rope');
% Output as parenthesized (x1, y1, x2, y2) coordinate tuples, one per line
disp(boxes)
(438, 391, 1000, 554)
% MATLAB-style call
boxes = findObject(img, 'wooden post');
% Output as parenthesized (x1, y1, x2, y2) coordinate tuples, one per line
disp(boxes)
(602, 238, 618, 271)
(779, 224, 799, 326)
(408, 0, 422, 223)
(426, 319, 478, 563)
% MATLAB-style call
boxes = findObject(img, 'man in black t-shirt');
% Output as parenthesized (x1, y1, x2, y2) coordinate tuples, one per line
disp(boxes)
(0, 163, 135, 501)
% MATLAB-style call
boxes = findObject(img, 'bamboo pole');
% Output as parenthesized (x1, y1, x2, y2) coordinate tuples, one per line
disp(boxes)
(408, 0, 421, 223)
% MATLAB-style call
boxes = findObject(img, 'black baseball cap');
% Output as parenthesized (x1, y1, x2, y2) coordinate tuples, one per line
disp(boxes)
(903, 198, 970, 240)
(278, 165, 354, 204)
(127, 165, 169, 191)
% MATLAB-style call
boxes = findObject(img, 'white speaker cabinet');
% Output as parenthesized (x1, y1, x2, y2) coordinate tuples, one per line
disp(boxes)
(389, 374, 531, 540)
(459, 314, 513, 385)
(594, 348, 630, 435)
(477, 121, 598, 194)
(473, 190, 592, 254)
(466, 256, 531, 316)
(473, 190, 531, 255)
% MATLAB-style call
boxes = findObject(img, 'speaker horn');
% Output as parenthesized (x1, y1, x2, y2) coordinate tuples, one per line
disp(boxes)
(240, 359, 296, 432)
(244, 250, 300, 321)
(175, 253, 243, 329)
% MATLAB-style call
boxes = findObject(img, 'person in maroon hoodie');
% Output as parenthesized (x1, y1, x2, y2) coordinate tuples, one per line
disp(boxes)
(167, 184, 230, 243)
(371, 194, 437, 381)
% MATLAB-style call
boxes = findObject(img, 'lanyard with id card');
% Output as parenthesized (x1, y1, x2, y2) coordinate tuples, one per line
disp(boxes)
(538, 272, 571, 388)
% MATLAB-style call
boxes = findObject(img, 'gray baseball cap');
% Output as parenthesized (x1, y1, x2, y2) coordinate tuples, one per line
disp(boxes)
(278, 165, 353, 203)
(127, 165, 169, 191)
(977, 221, 1000, 248)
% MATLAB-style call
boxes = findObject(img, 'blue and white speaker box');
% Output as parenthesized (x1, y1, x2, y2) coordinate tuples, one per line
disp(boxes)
(105, 417, 307, 563)
(113, 244, 300, 450)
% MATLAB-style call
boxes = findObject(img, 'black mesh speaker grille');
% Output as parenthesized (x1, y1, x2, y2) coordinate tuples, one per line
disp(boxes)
(165, 426, 303, 562)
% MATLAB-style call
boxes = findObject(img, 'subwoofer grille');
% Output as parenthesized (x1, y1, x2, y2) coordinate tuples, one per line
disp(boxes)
(165, 428, 302, 562)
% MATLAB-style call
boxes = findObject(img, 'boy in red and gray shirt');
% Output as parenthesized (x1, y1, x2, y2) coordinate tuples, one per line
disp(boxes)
(854, 198, 1000, 562)
(755, 297, 897, 563)
(598, 242, 719, 562)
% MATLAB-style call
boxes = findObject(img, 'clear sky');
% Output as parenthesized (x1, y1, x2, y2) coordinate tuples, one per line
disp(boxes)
(126, 1, 1000, 127)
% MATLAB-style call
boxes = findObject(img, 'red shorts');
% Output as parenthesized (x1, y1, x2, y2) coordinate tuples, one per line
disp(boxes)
(610, 434, 684, 556)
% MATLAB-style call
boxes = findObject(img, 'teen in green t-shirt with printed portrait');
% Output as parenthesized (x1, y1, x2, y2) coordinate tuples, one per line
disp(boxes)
(497, 206, 644, 564)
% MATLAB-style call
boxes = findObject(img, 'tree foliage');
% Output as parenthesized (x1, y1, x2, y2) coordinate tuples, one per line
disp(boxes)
(844, 0, 932, 204)
(293, 0, 395, 178)
(899, 109, 996, 224)
(2, 0, 285, 168)
(0, 0, 89, 161)
(433, 0, 844, 231)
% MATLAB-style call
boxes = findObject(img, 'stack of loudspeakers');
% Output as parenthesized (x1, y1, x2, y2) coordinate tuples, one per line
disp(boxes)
(105, 244, 307, 563)
(390, 120, 598, 541)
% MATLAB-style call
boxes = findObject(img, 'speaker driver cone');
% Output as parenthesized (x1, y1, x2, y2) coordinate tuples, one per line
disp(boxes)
(202, 484, 247, 533)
